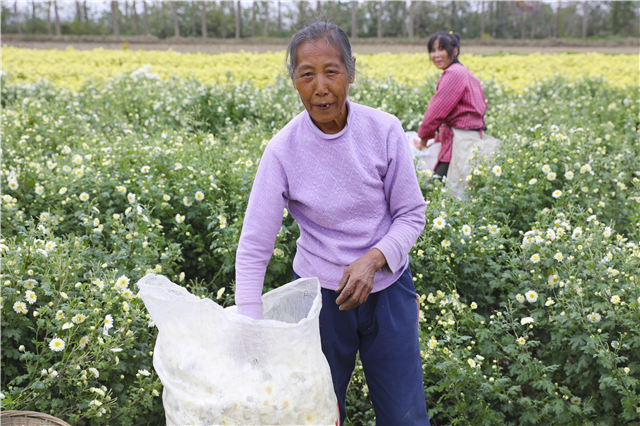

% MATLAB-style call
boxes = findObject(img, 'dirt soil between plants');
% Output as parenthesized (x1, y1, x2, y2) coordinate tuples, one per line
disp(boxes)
(4, 36, 639, 55)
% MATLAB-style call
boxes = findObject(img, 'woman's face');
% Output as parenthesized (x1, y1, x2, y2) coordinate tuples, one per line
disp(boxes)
(292, 40, 354, 134)
(430, 39, 457, 70)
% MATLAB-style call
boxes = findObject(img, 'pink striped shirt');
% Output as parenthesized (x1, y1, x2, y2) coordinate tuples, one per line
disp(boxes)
(417, 63, 487, 167)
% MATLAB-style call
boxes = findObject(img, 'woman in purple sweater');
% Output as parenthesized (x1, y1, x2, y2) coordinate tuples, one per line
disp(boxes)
(235, 22, 430, 425)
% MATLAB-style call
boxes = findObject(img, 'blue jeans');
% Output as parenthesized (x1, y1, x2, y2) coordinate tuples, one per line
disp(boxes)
(295, 266, 430, 425)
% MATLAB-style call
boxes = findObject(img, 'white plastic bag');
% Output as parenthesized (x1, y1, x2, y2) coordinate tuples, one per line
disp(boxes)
(138, 274, 339, 426)
(406, 131, 441, 172)
(447, 129, 502, 197)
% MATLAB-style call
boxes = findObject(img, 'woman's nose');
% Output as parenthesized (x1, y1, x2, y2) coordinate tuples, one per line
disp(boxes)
(315, 75, 329, 95)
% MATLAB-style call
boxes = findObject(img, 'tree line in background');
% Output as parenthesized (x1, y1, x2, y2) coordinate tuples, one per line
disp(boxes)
(2, 1, 638, 40)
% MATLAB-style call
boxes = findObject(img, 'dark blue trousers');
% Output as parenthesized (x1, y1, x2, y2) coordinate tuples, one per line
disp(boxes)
(295, 266, 430, 426)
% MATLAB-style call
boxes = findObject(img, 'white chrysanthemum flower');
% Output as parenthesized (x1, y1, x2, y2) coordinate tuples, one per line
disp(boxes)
(610, 295, 621, 304)
(525, 290, 538, 303)
(47, 160, 57, 170)
(161, 130, 168, 139)
(552, 190, 562, 198)
(517, 337, 526, 345)
(470, 302, 477, 309)
(586, 215, 596, 222)
(127, 193, 136, 203)
(75, 168, 84, 178)
(461, 225, 471, 236)
(49, 338, 65, 352)
(115, 275, 130, 290)
(530, 253, 541, 263)
(91, 387, 105, 396)
(553, 252, 564, 262)
(9, 181, 21, 190)
(565, 171, 574, 180)
(175, 214, 185, 224)
(89, 367, 99, 378)
(546, 229, 556, 241)
(25, 290, 37, 304)
(35, 185, 45, 195)
(603, 227, 612, 238)
(587, 312, 601, 323)
(273, 248, 285, 257)
(162, 194, 171, 201)
(545, 298, 555, 306)
(528, 178, 537, 185)
(521, 317, 534, 325)
(441, 239, 451, 248)
(79, 192, 90, 202)
(24, 279, 37, 289)
(546, 172, 557, 181)
(580, 164, 592, 174)
(432, 217, 446, 230)
(104, 314, 114, 330)
(572, 227, 582, 240)
(541, 164, 551, 174)
(13, 301, 28, 314)
(62, 322, 73, 330)
(428, 338, 438, 349)
(218, 215, 227, 229)
(283, 208, 289, 218)
(194, 191, 204, 201)
(138, 369, 151, 376)
(72, 154, 83, 165)
(72, 313, 86, 324)
(516, 294, 525, 303)
(570, 396, 582, 405)
(492, 165, 502, 177)
(140, 165, 150, 173)
(488, 225, 500, 235)
(245, 159, 254, 167)
(548, 274, 559, 287)
(183, 196, 192, 207)
(467, 358, 477, 368)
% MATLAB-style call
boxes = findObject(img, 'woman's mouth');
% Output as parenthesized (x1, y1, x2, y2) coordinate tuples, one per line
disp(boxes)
(315, 102, 333, 110)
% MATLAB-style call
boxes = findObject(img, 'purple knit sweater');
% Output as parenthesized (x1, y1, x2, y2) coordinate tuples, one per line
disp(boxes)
(235, 100, 427, 319)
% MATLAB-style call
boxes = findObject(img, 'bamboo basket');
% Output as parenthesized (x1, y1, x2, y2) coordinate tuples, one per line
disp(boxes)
(0, 411, 71, 426)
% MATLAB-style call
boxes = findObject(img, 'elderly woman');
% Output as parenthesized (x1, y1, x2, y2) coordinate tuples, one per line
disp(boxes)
(235, 22, 430, 425)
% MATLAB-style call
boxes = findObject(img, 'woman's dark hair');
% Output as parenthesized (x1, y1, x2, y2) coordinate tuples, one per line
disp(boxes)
(427, 31, 461, 63)
(286, 22, 356, 80)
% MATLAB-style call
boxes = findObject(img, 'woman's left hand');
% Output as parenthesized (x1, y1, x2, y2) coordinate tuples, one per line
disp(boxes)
(336, 249, 387, 310)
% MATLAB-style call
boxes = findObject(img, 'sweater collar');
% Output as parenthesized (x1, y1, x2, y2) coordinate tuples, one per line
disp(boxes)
(303, 99, 352, 140)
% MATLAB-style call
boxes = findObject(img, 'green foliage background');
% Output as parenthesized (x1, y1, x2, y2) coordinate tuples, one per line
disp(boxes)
(1, 67, 639, 424)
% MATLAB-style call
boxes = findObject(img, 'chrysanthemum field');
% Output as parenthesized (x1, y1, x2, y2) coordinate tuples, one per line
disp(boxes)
(1, 48, 639, 425)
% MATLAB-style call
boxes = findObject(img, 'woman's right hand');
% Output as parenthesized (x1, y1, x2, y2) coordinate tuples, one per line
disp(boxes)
(412, 137, 423, 150)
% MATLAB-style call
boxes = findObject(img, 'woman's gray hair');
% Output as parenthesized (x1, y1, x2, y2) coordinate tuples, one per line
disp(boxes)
(286, 22, 356, 80)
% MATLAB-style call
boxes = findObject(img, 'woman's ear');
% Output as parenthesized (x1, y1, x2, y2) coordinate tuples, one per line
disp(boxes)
(453, 47, 459, 59)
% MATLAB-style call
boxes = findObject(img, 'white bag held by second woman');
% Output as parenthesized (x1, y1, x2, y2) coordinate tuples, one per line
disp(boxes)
(406, 131, 441, 173)
(138, 274, 339, 426)
(447, 128, 502, 197)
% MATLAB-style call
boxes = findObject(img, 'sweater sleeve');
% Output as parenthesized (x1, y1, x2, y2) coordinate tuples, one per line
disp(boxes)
(417, 67, 467, 141)
(373, 118, 427, 275)
(235, 147, 289, 319)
